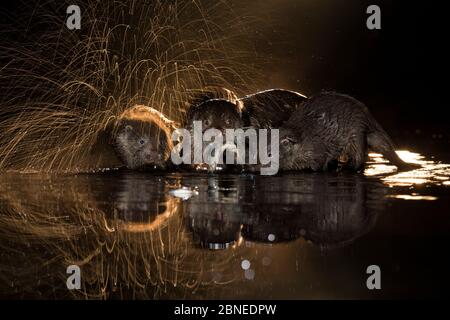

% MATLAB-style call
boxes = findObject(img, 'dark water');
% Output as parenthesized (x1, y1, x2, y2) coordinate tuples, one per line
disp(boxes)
(0, 151, 449, 299)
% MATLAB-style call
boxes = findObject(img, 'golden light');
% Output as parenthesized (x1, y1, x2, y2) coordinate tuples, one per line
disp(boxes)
(118, 199, 179, 233)
(365, 150, 450, 188)
(387, 195, 438, 201)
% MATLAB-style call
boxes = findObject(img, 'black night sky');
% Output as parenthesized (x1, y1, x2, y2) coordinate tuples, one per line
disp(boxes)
(246, 1, 447, 154)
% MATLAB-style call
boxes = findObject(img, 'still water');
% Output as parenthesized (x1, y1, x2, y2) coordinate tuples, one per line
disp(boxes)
(0, 151, 449, 299)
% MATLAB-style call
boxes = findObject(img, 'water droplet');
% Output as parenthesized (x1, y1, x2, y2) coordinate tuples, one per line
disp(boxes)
(241, 259, 250, 270)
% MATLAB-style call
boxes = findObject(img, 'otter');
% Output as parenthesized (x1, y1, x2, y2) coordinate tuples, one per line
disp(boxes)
(182, 99, 243, 172)
(184, 86, 242, 112)
(184, 98, 243, 132)
(239, 89, 307, 128)
(182, 88, 307, 172)
(112, 105, 178, 170)
(277, 92, 419, 172)
(184, 88, 307, 130)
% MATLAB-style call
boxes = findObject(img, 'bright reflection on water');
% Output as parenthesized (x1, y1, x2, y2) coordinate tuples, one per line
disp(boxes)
(0, 150, 449, 299)
(365, 151, 450, 188)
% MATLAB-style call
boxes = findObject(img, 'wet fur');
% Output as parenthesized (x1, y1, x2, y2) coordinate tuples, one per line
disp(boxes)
(184, 99, 243, 131)
(184, 86, 243, 112)
(183, 89, 307, 172)
(182, 99, 243, 171)
(184, 88, 307, 130)
(240, 89, 307, 128)
(279, 92, 417, 172)
(112, 105, 178, 169)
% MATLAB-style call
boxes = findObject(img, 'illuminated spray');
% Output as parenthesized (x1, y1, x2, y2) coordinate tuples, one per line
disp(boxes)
(0, 0, 264, 172)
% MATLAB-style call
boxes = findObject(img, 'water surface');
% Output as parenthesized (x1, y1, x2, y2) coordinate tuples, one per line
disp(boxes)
(0, 152, 449, 299)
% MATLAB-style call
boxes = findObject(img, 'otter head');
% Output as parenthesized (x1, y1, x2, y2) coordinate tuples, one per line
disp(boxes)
(185, 99, 243, 133)
(114, 120, 170, 169)
(183, 99, 244, 171)
(277, 127, 303, 171)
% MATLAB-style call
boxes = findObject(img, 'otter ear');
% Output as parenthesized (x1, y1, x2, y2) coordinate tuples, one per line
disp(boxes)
(125, 125, 133, 132)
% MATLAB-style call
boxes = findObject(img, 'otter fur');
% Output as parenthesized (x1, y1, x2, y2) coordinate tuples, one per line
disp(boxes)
(184, 99, 243, 132)
(182, 99, 243, 172)
(239, 89, 307, 128)
(184, 88, 307, 130)
(182, 88, 307, 172)
(278, 92, 419, 172)
(112, 105, 178, 170)
(184, 86, 243, 112)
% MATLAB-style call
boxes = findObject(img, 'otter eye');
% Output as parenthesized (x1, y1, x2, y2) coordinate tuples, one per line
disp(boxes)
(204, 119, 211, 127)
(139, 139, 145, 145)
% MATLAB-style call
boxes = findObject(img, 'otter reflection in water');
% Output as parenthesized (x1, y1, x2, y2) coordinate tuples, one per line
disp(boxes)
(0, 172, 388, 299)
(0, 173, 235, 299)
(91, 172, 179, 232)
(182, 176, 245, 249)
(182, 174, 388, 249)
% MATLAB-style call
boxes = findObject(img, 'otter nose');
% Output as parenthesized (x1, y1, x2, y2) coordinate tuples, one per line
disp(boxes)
(144, 148, 159, 162)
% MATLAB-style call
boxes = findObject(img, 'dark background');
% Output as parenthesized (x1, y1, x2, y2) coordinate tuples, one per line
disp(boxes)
(247, 0, 447, 156)
(0, 0, 447, 155)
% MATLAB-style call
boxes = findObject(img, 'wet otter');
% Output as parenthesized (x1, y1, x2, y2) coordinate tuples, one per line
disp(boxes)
(184, 99, 243, 132)
(277, 92, 419, 172)
(184, 86, 243, 112)
(239, 89, 307, 128)
(184, 88, 307, 130)
(182, 88, 307, 172)
(182, 99, 243, 172)
(112, 105, 178, 170)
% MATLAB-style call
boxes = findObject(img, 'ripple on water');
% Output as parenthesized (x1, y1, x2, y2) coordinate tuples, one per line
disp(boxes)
(0, 149, 449, 298)
(365, 150, 450, 188)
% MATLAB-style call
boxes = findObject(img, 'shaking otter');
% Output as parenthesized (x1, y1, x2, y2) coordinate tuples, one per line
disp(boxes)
(112, 105, 177, 170)
(278, 92, 419, 172)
